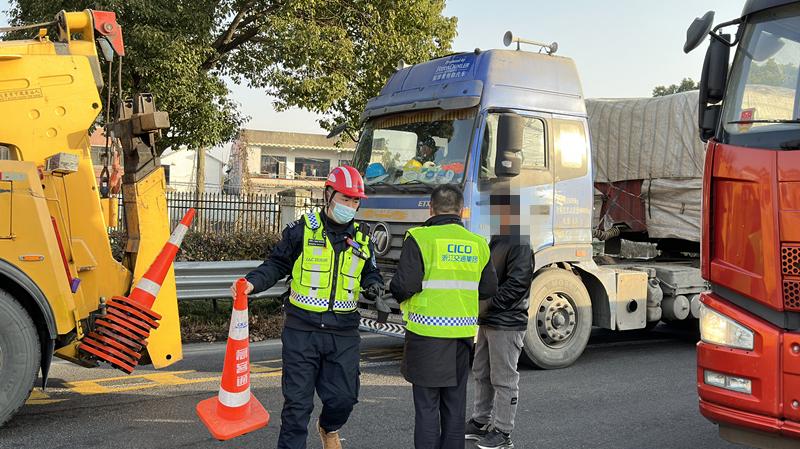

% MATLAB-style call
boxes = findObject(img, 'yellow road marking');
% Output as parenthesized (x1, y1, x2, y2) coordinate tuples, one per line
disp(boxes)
(64, 367, 283, 396)
(66, 370, 196, 395)
(25, 390, 66, 405)
(250, 357, 283, 373)
(45, 349, 402, 399)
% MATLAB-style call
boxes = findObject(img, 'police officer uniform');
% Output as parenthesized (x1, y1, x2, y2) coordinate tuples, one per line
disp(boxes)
(391, 213, 497, 449)
(245, 168, 382, 449)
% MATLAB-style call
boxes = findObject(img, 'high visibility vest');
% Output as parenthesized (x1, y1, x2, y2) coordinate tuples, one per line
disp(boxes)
(401, 223, 490, 338)
(289, 212, 371, 314)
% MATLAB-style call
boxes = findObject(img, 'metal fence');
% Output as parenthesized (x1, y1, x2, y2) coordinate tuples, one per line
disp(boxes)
(167, 191, 281, 233)
(111, 191, 288, 234)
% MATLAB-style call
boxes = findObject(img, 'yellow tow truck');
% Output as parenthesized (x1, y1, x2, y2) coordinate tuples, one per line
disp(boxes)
(0, 10, 181, 425)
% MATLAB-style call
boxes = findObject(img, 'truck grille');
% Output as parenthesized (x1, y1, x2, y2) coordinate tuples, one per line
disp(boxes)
(781, 245, 800, 275)
(783, 245, 800, 311)
(784, 280, 800, 311)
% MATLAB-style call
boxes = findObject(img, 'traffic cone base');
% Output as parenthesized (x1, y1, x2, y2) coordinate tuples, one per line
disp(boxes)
(196, 394, 270, 441)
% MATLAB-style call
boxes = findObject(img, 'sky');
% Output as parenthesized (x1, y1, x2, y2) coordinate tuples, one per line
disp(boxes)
(1, 0, 744, 159)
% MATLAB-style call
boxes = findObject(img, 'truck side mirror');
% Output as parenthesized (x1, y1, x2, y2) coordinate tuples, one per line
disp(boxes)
(495, 113, 523, 177)
(698, 34, 730, 141)
(684, 11, 715, 54)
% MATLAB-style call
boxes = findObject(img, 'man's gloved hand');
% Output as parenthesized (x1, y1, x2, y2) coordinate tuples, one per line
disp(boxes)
(362, 283, 384, 301)
(363, 283, 391, 324)
(374, 296, 391, 324)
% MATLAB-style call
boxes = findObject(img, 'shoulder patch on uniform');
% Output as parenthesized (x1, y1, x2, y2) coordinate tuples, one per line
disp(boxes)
(286, 219, 302, 229)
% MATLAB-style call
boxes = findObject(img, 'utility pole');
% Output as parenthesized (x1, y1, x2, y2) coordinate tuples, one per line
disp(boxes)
(194, 147, 206, 228)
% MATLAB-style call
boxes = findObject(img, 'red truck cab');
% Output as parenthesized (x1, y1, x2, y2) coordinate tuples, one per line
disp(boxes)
(685, 1, 800, 447)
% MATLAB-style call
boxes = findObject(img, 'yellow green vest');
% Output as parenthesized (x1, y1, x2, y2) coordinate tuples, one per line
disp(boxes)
(401, 223, 490, 338)
(289, 212, 371, 313)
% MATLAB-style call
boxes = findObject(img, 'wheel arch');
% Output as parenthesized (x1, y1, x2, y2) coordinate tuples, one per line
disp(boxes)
(571, 262, 615, 330)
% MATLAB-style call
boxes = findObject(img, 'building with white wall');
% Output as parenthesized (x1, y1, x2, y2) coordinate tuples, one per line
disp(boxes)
(160, 148, 224, 193)
(226, 129, 356, 196)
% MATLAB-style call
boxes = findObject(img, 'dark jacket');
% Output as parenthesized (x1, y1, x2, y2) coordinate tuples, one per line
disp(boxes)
(390, 214, 498, 387)
(245, 211, 383, 336)
(480, 235, 534, 330)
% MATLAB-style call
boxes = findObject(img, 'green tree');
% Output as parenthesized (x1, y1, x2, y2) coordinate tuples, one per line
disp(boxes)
(9, 0, 457, 190)
(652, 77, 698, 97)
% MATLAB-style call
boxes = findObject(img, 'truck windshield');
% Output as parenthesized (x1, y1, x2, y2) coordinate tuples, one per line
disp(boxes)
(722, 4, 800, 146)
(352, 108, 477, 188)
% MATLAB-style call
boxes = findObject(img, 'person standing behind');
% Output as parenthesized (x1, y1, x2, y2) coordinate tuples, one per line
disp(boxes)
(391, 185, 497, 449)
(465, 194, 534, 449)
(233, 166, 384, 449)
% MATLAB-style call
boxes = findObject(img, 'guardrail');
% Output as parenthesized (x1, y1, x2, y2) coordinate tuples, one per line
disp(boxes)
(174, 261, 288, 300)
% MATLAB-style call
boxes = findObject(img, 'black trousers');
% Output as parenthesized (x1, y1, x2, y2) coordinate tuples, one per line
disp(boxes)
(277, 327, 361, 449)
(411, 352, 470, 449)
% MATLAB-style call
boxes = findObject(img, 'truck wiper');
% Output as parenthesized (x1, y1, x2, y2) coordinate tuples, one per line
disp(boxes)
(402, 179, 436, 190)
(366, 180, 405, 193)
(727, 119, 800, 124)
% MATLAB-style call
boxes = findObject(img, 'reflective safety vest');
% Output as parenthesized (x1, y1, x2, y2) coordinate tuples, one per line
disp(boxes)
(401, 223, 490, 338)
(290, 212, 371, 314)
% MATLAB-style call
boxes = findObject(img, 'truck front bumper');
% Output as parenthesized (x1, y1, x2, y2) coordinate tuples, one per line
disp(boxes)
(701, 400, 800, 447)
(698, 292, 800, 446)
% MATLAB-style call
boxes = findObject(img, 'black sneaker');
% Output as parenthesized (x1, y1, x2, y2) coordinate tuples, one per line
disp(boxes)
(464, 419, 488, 440)
(476, 428, 514, 449)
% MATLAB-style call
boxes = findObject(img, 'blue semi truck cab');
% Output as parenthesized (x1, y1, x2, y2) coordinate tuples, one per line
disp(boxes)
(351, 39, 653, 368)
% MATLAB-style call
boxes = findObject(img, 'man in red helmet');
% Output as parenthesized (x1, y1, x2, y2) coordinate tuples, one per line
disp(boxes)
(234, 166, 384, 449)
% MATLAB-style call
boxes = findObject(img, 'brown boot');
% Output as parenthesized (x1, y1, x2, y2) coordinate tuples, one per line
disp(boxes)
(318, 421, 343, 449)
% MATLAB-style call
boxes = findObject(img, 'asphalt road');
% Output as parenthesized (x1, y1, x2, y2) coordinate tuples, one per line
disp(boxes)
(0, 325, 744, 449)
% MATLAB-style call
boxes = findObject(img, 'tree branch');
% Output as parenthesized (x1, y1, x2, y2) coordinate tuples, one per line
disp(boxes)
(202, 1, 283, 71)
(202, 24, 264, 70)
(210, 1, 255, 51)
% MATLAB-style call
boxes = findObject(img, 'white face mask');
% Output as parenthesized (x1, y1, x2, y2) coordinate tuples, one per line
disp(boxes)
(331, 202, 357, 224)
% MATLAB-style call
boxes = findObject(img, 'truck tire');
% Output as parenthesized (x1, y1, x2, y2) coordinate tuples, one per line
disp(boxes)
(521, 268, 592, 369)
(0, 289, 40, 427)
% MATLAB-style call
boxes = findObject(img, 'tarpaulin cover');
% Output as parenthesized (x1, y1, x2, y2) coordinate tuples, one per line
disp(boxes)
(586, 91, 705, 183)
(587, 91, 704, 242)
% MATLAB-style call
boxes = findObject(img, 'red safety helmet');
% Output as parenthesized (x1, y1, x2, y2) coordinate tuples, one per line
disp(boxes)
(325, 165, 368, 199)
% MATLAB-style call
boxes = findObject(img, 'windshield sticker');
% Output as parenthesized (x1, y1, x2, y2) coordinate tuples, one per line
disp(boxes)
(739, 108, 755, 132)
(432, 55, 472, 82)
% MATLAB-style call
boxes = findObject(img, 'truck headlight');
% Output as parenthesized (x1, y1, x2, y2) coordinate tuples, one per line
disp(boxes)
(699, 304, 754, 351)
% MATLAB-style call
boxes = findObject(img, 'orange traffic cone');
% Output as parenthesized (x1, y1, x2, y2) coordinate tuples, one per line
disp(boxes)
(79, 208, 196, 374)
(196, 278, 270, 440)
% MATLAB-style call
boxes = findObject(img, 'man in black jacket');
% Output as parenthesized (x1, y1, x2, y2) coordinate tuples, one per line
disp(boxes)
(465, 194, 534, 449)
(391, 185, 497, 449)
(234, 166, 384, 449)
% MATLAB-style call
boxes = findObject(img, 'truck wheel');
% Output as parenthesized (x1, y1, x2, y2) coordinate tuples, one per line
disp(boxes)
(0, 289, 40, 427)
(521, 268, 592, 369)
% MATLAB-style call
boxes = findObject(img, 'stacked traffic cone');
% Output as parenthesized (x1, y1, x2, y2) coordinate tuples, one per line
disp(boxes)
(196, 278, 270, 440)
(79, 208, 196, 374)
